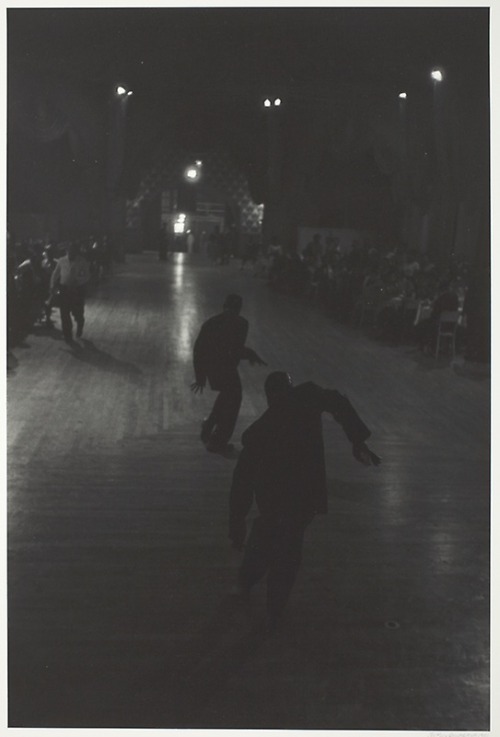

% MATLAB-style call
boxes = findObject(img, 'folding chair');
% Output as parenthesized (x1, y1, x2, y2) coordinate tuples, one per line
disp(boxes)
(435, 310, 459, 359)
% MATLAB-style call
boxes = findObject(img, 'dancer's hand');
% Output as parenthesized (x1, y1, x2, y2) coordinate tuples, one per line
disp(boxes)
(190, 381, 204, 394)
(246, 349, 267, 366)
(353, 442, 382, 466)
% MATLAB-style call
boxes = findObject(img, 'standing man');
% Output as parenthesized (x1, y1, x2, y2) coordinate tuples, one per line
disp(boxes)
(229, 371, 381, 632)
(41, 244, 58, 325)
(50, 241, 90, 343)
(191, 294, 266, 455)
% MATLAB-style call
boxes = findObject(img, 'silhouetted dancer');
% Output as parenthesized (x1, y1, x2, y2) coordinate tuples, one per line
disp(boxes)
(191, 294, 266, 455)
(229, 371, 381, 633)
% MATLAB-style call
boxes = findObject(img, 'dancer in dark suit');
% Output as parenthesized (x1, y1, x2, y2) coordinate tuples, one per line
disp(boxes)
(191, 294, 266, 454)
(229, 371, 381, 631)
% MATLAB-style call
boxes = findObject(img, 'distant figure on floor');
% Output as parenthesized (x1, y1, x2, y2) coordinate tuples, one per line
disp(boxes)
(187, 231, 195, 254)
(207, 231, 221, 264)
(50, 241, 90, 343)
(240, 238, 260, 270)
(41, 244, 58, 325)
(16, 246, 45, 331)
(303, 233, 323, 268)
(229, 371, 381, 632)
(191, 294, 267, 455)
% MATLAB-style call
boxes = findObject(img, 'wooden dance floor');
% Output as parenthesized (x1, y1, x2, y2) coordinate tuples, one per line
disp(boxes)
(7, 252, 490, 730)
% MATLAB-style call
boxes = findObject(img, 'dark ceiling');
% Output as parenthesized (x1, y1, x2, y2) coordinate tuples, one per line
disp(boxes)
(8, 6, 489, 103)
(7, 6, 490, 218)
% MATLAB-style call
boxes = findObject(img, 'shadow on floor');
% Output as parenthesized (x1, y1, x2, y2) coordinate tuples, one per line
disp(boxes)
(408, 351, 490, 380)
(68, 339, 144, 382)
(30, 322, 65, 341)
(133, 594, 267, 728)
(118, 430, 241, 461)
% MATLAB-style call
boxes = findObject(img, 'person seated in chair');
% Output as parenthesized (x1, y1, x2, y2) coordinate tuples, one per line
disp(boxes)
(415, 280, 458, 354)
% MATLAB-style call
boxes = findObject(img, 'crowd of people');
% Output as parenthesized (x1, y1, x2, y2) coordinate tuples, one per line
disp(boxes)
(240, 233, 489, 363)
(7, 224, 487, 634)
(7, 228, 489, 365)
(7, 235, 114, 347)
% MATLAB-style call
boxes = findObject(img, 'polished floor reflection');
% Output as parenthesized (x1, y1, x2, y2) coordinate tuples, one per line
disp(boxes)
(7, 252, 490, 730)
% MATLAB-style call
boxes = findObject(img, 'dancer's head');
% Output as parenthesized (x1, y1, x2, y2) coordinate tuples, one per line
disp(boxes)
(264, 371, 293, 406)
(223, 294, 243, 314)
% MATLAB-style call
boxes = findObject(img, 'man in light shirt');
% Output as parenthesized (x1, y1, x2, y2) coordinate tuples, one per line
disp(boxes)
(50, 241, 91, 343)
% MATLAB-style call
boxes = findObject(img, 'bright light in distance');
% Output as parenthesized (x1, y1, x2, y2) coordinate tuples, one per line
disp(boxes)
(116, 86, 127, 96)
(195, 160, 202, 166)
(274, 98, 282, 106)
(399, 92, 407, 99)
(431, 69, 443, 82)
(174, 213, 186, 233)
(186, 167, 198, 180)
(264, 99, 271, 107)
(127, 90, 133, 97)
